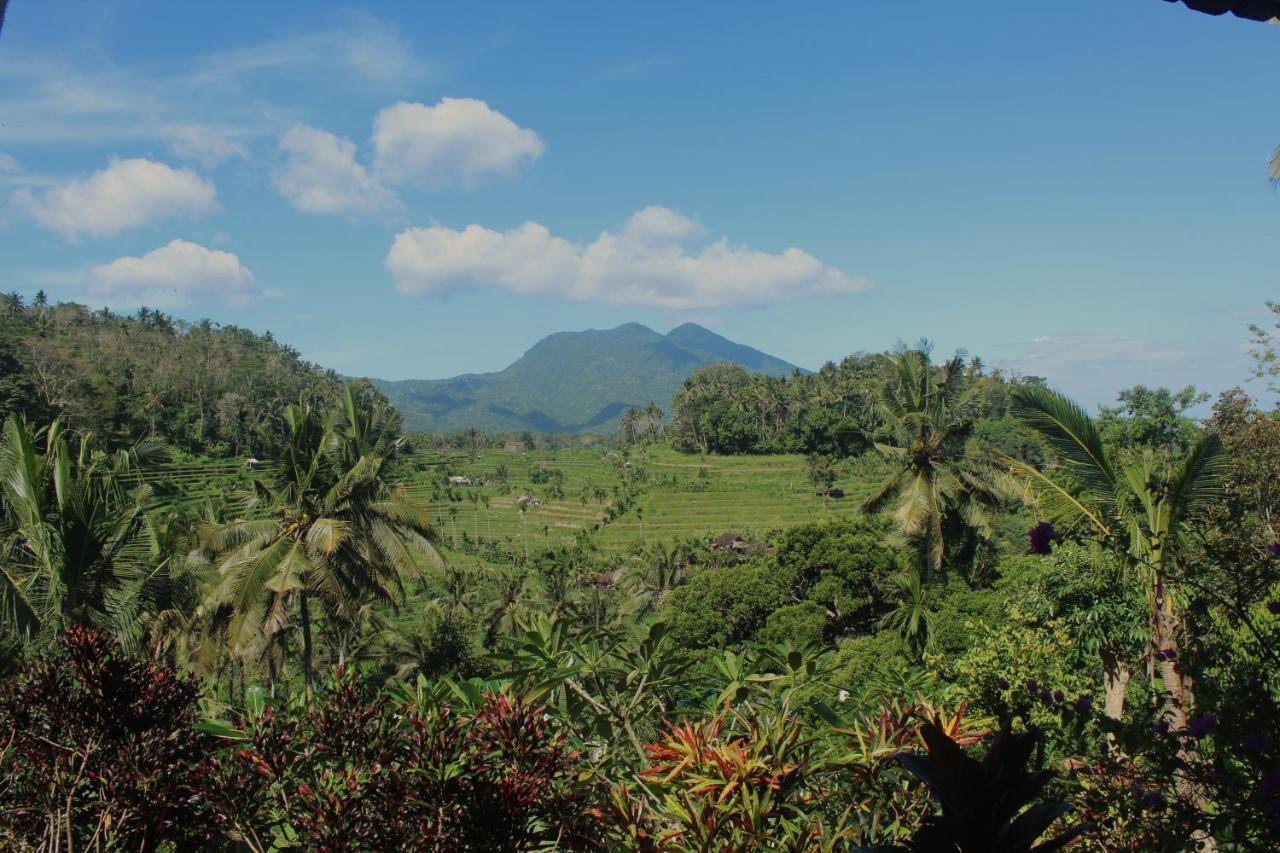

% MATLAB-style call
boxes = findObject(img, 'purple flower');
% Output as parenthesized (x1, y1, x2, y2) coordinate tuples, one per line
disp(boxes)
(1154, 719, 1170, 735)
(1268, 542, 1280, 557)
(1027, 521, 1061, 555)
(1039, 688, 1052, 703)
(996, 677, 1010, 690)
(1187, 713, 1218, 739)
(1053, 690, 1065, 703)
(1073, 695, 1093, 714)
(1026, 679, 1038, 695)
(1267, 601, 1280, 616)
(1140, 791, 1164, 811)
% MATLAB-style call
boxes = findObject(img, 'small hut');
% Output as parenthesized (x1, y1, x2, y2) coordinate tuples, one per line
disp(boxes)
(711, 531, 747, 552)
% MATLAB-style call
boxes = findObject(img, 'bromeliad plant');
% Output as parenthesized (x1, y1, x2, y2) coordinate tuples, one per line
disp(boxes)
(605, 703, 828, 852)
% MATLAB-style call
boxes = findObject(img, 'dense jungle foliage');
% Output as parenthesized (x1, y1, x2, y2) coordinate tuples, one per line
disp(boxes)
(0, 293, 359, 457)
(1, 297, 1279, 850)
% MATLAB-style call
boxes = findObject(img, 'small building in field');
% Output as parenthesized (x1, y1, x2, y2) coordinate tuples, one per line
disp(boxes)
(447, 475, 473, 486)
(711, 531, 747, 552)
(593, 568, 624, 589)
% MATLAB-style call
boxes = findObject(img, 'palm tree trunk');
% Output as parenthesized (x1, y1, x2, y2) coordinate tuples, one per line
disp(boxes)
(1100, 647, 1130, 720)
(1152, 579, 1188, 730)
(299, 590, 314, 702)
(1152, 578, 1219, 850)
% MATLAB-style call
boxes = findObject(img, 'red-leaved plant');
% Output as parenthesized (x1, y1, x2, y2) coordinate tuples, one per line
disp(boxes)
(0, 627, 216, 849)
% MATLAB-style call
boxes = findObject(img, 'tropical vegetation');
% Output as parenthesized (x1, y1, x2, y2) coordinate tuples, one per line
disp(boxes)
(0, 294, 1277, 850)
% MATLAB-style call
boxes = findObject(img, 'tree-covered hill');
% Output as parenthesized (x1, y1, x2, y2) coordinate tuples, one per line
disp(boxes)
(0, 292, 353, 457)
(373, 322, 801, 433)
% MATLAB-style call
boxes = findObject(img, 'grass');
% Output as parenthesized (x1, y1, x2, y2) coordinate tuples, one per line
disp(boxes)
(142, 444, 889, 560)
(592, 446, 885, 552)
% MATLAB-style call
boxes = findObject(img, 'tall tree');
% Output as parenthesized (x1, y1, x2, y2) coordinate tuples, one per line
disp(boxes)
(1005, 386, 1227, 727)
(201, 384, 443, 697)
(860, 345, 1000, 577)
(0, 417, 177, 667)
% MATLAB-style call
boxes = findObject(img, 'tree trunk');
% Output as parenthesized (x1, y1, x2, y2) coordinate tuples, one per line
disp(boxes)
(1101, 648, 1130, 721)
(1152, 579, 1188, 731)
(1152, 578, 1218, 851)
(299, 589, 314, 703)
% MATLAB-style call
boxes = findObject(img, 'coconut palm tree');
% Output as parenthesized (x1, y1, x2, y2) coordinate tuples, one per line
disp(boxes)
(0, 417, 175, 667)
(881, 569, 933, 656)
(860, 344, 1001, 577)
(621, 540, 686, 617)
(1004, 385, 1227, 728)
(201, 384, 443, 698)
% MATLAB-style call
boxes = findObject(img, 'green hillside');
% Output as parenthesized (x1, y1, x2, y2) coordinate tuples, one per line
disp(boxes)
(373, 322, 800, 433)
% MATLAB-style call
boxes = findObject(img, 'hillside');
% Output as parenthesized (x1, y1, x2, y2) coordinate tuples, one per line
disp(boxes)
(374, 322, 801, 433)
(0, 296, 350, 456)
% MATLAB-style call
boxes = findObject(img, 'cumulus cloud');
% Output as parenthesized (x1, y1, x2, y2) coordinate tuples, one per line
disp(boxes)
(386, 206, 867, 309)
(15, 158, 217, 239)
(274, 125, 398, 215)
(85, 239, 258, 309)
(163, 124, 248, 167)
(372, 98, 543, 188)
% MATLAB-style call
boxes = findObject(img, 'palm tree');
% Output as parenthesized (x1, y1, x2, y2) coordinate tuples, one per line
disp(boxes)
(860, 345, 1000, 577)
(621, 540, 686, 617)
(0, 417, 176, 666)
(881, 569, 933, 656)
(1004, 386, 1227, 728)
(201, 384, 443, 698)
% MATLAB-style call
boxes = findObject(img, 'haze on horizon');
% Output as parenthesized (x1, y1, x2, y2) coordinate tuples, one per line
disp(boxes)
(1, 1, 1277, 409)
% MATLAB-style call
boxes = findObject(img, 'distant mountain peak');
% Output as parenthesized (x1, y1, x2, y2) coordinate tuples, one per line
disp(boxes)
(374, 323, 800, 434)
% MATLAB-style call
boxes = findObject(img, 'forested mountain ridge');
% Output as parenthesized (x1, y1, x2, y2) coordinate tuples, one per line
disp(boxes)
(0, 293, 361, 456)
(373, 322, 801, 433)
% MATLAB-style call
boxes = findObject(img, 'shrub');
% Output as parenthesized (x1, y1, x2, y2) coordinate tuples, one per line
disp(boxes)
(0, 627, 216, 849)
(210, 670, 605, 850)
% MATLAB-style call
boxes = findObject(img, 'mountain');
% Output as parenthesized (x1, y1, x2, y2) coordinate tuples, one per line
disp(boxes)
(373, 323, 801, 433)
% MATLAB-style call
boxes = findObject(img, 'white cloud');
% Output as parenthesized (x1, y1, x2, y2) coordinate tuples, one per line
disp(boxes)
(163, 124, 248, 167)
(386, 206, 867, 309)
(85, 239, 258, 308)
(274, 125, 398, 215)
(0, 18, 430, 147)
(0, 154, 17, 173)
(372, 98, 543, 189)
(15, 158, 217, 239)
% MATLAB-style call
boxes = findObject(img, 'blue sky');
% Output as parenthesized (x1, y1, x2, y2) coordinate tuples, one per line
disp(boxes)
(1, 1, 1277, 408)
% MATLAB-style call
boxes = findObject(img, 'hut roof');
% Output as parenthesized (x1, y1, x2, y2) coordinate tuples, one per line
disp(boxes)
(712, 531, 745, 549)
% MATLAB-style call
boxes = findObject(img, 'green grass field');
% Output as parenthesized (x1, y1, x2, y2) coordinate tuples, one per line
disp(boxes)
(591, 446, 883, 552)
(142, 445, 888, 560)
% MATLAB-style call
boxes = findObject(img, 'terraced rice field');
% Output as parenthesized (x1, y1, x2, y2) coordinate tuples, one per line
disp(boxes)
(591, 447, 883, 552)
(138, 446, 887, 559)
(401, 449, 624, 553)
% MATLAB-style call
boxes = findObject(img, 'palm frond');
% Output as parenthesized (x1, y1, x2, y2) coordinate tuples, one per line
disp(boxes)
(1168, 432, 1229, 525)
(1010, 386, 1117, 506)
